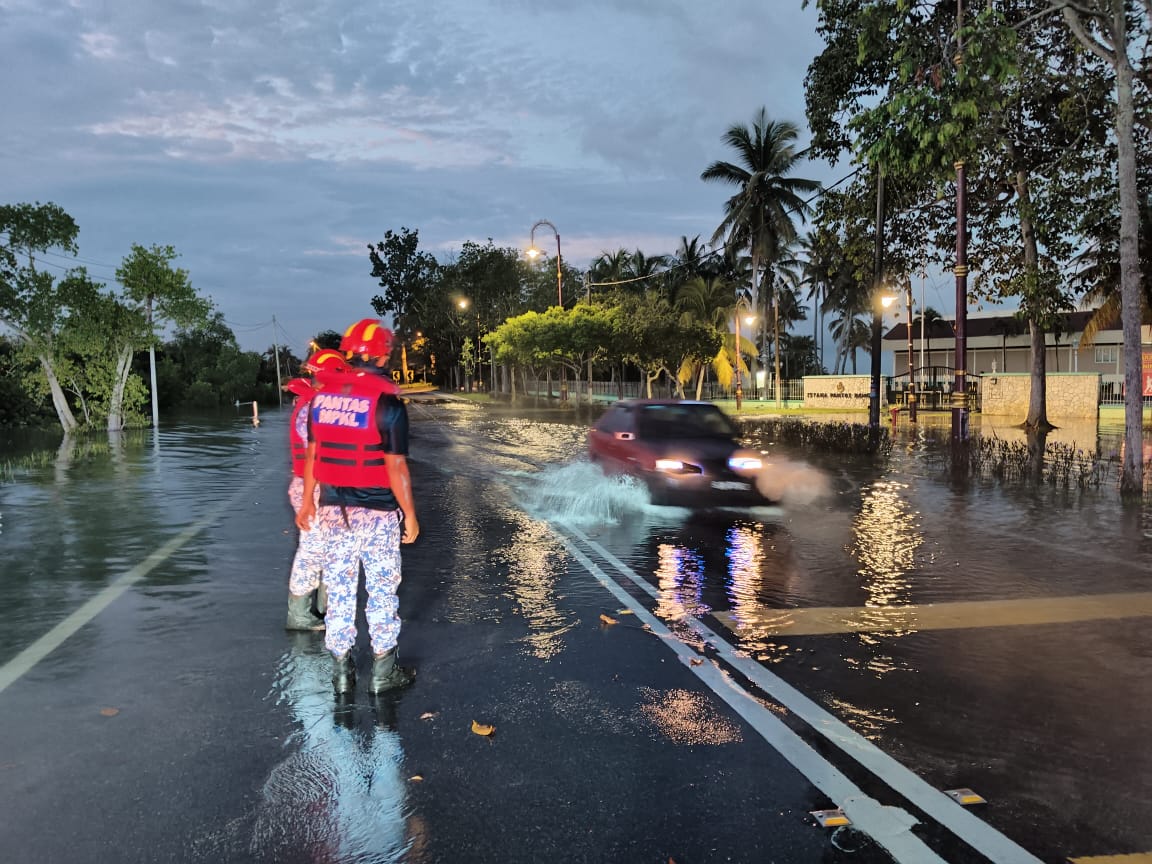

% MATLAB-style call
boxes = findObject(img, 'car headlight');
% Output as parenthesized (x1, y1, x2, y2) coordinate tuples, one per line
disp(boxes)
(728, 455, 763, 472)
(655, 458, 685, 472)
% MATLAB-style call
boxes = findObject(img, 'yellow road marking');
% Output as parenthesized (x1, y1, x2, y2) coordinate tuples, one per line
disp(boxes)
(711, 592, 1152, 637)
(1069, 854, 1152, 863)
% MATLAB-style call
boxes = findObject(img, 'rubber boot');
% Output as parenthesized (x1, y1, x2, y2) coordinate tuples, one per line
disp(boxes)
(285, 592, 325, 631)
(369, 648, 415, 695)
(332, 652, 356, 694)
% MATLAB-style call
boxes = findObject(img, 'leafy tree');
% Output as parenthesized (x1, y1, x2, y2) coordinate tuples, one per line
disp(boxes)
(614, 291, 719, 398)
(368, 227, 440, 321)
(116, 243, 211, 429)
(311, 329, 343, 351)
(1051, 0, 1151, 493)
(0, 202, 84, 432)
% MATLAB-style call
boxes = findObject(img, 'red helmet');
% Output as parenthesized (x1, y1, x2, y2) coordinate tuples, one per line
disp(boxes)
(283, 377, 314, 399)
(303, 348, 350, 374)
(340, 318, 394, 360)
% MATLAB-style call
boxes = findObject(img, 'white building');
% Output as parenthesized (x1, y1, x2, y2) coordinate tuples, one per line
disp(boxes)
(881, 309, 1150, 404)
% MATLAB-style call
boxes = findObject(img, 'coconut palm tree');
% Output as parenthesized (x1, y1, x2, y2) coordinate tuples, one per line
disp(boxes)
(675, 276, 743, 399)
(1075, 195, 1152, 348)
(701, 108, 820, 405)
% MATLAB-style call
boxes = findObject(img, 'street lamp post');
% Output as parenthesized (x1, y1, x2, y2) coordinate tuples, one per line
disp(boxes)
(733, 299, 756, 412)
(905, 283, 918, 422)
(527, 219, 563, 307)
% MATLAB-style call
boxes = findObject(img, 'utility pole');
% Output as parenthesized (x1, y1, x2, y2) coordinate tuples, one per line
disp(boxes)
(272, 315, 283, 408)
(952, 161, 969, 442)
(869, 169, 887, 431)
(906, 281, 917, 422)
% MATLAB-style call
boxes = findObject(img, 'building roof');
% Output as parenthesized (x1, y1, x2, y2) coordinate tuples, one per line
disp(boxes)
(882, 309, 1119, 342)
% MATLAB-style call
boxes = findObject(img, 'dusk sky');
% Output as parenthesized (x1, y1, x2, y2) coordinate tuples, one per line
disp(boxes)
(1, 0, 955, 355)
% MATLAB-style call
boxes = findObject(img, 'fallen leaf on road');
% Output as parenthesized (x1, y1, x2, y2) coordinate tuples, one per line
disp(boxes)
(410, 775, 424, 782)
(420, 712, 437, 720)
(471, 720, 496, 736)
(689, 658, 703, 667)
(599, 614, 618, 625)
(99, 707, 120, 717)
(616, 609, 635, 615)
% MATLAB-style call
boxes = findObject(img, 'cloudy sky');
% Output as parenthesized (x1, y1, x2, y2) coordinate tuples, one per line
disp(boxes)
(0, 0, 888, 354)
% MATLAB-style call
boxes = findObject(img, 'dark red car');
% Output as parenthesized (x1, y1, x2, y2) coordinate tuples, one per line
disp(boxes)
(587, 399, 773, 507)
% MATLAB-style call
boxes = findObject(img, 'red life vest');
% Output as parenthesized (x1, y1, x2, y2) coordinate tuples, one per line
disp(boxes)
(310, 370, 401, 488)
(289, 397, 310, 477)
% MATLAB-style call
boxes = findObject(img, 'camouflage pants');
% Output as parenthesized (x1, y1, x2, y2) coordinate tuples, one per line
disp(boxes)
(310, 505, 403, 657)
(287, 477, 324, 597)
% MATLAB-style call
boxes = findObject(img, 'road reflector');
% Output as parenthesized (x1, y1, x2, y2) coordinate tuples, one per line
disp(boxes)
(945, 788, 987, 806)
(811, 808, 851, 828)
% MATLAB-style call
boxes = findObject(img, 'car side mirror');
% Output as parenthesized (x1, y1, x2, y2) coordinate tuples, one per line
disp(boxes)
(613, 432, 635, 441)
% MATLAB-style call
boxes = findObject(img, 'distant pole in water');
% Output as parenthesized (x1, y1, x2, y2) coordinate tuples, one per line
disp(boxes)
(272, 315, 283, 408)
(252, 402, 260, 426)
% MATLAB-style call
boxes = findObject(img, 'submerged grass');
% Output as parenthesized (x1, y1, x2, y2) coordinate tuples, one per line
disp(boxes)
(931, 432, 1119, 490)
(745, 417, 893, 456)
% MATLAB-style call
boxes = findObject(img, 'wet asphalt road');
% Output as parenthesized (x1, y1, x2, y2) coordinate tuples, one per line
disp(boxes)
(1, 398, 1150, 863)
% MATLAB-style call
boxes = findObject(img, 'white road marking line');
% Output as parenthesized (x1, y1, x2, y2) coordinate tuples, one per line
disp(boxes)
(556, 533, 947, 864)
(0, 470, 274, 697)
(561, 520, 1046, 864)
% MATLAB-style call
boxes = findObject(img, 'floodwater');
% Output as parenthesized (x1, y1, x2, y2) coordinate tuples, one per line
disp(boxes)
(2, 402, 1151, 863)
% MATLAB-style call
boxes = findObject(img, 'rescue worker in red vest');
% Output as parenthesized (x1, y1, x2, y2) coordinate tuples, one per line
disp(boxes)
(284, 349, 349, 631)
(296, 320, 420, 695)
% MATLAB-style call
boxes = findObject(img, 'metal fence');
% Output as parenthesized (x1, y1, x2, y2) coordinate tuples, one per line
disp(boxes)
(516, 378, 807, 403)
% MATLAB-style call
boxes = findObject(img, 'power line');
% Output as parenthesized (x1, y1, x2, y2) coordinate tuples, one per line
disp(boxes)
(585, 165, 864, 288)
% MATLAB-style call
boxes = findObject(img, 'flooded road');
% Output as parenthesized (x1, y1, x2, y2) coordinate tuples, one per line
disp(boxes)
(1, 401, 1150, 863)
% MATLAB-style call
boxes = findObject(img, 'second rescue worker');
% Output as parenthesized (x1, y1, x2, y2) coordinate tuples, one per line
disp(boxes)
(296, 319, 420, 695)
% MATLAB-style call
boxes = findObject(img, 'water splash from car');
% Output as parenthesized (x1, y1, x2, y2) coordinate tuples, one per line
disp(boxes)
(753, 457, 831, 507)
(517, 460, 656, 526)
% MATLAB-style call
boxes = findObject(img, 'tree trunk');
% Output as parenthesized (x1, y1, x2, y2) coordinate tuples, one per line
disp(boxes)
(1013, 160, 1051, 430)
(695, 364, 706, 400)
(39, 354, 78, 434)
(107, 344, 134, 432)
(750, 244, 761, 395)
(1026, 320, 1049, 427)
(773, 287, 783, 407)
(1115, 15, 1145, 494)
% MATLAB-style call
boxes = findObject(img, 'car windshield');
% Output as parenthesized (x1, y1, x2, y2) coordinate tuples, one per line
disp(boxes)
(635, 404, 737, 440)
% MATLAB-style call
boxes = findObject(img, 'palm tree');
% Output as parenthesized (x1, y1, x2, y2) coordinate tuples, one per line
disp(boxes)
(701, 108, 820, 405)
(590, 248, 630, 285)
(1075, 195, 1152, 348)
(989, 314, 1026, 372)
(910, 306, 944, 383)
(675, 276, 743, 398)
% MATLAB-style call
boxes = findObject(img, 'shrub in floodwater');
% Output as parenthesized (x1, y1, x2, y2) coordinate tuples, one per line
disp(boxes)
(744, 418, 892, 456)
(936, 432, 1117, 490)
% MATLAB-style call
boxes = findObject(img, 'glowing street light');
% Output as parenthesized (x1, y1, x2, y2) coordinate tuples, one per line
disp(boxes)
(527, 219, 563, 307)
(733, 297, 756, 412)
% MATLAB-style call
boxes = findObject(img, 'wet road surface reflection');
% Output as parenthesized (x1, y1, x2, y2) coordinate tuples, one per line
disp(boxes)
(257, 636, 413, 864)
(2, 403, 1151, 862)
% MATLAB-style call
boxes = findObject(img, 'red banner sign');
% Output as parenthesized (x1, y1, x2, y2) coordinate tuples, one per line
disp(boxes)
(1144, 350, 1152, 397)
